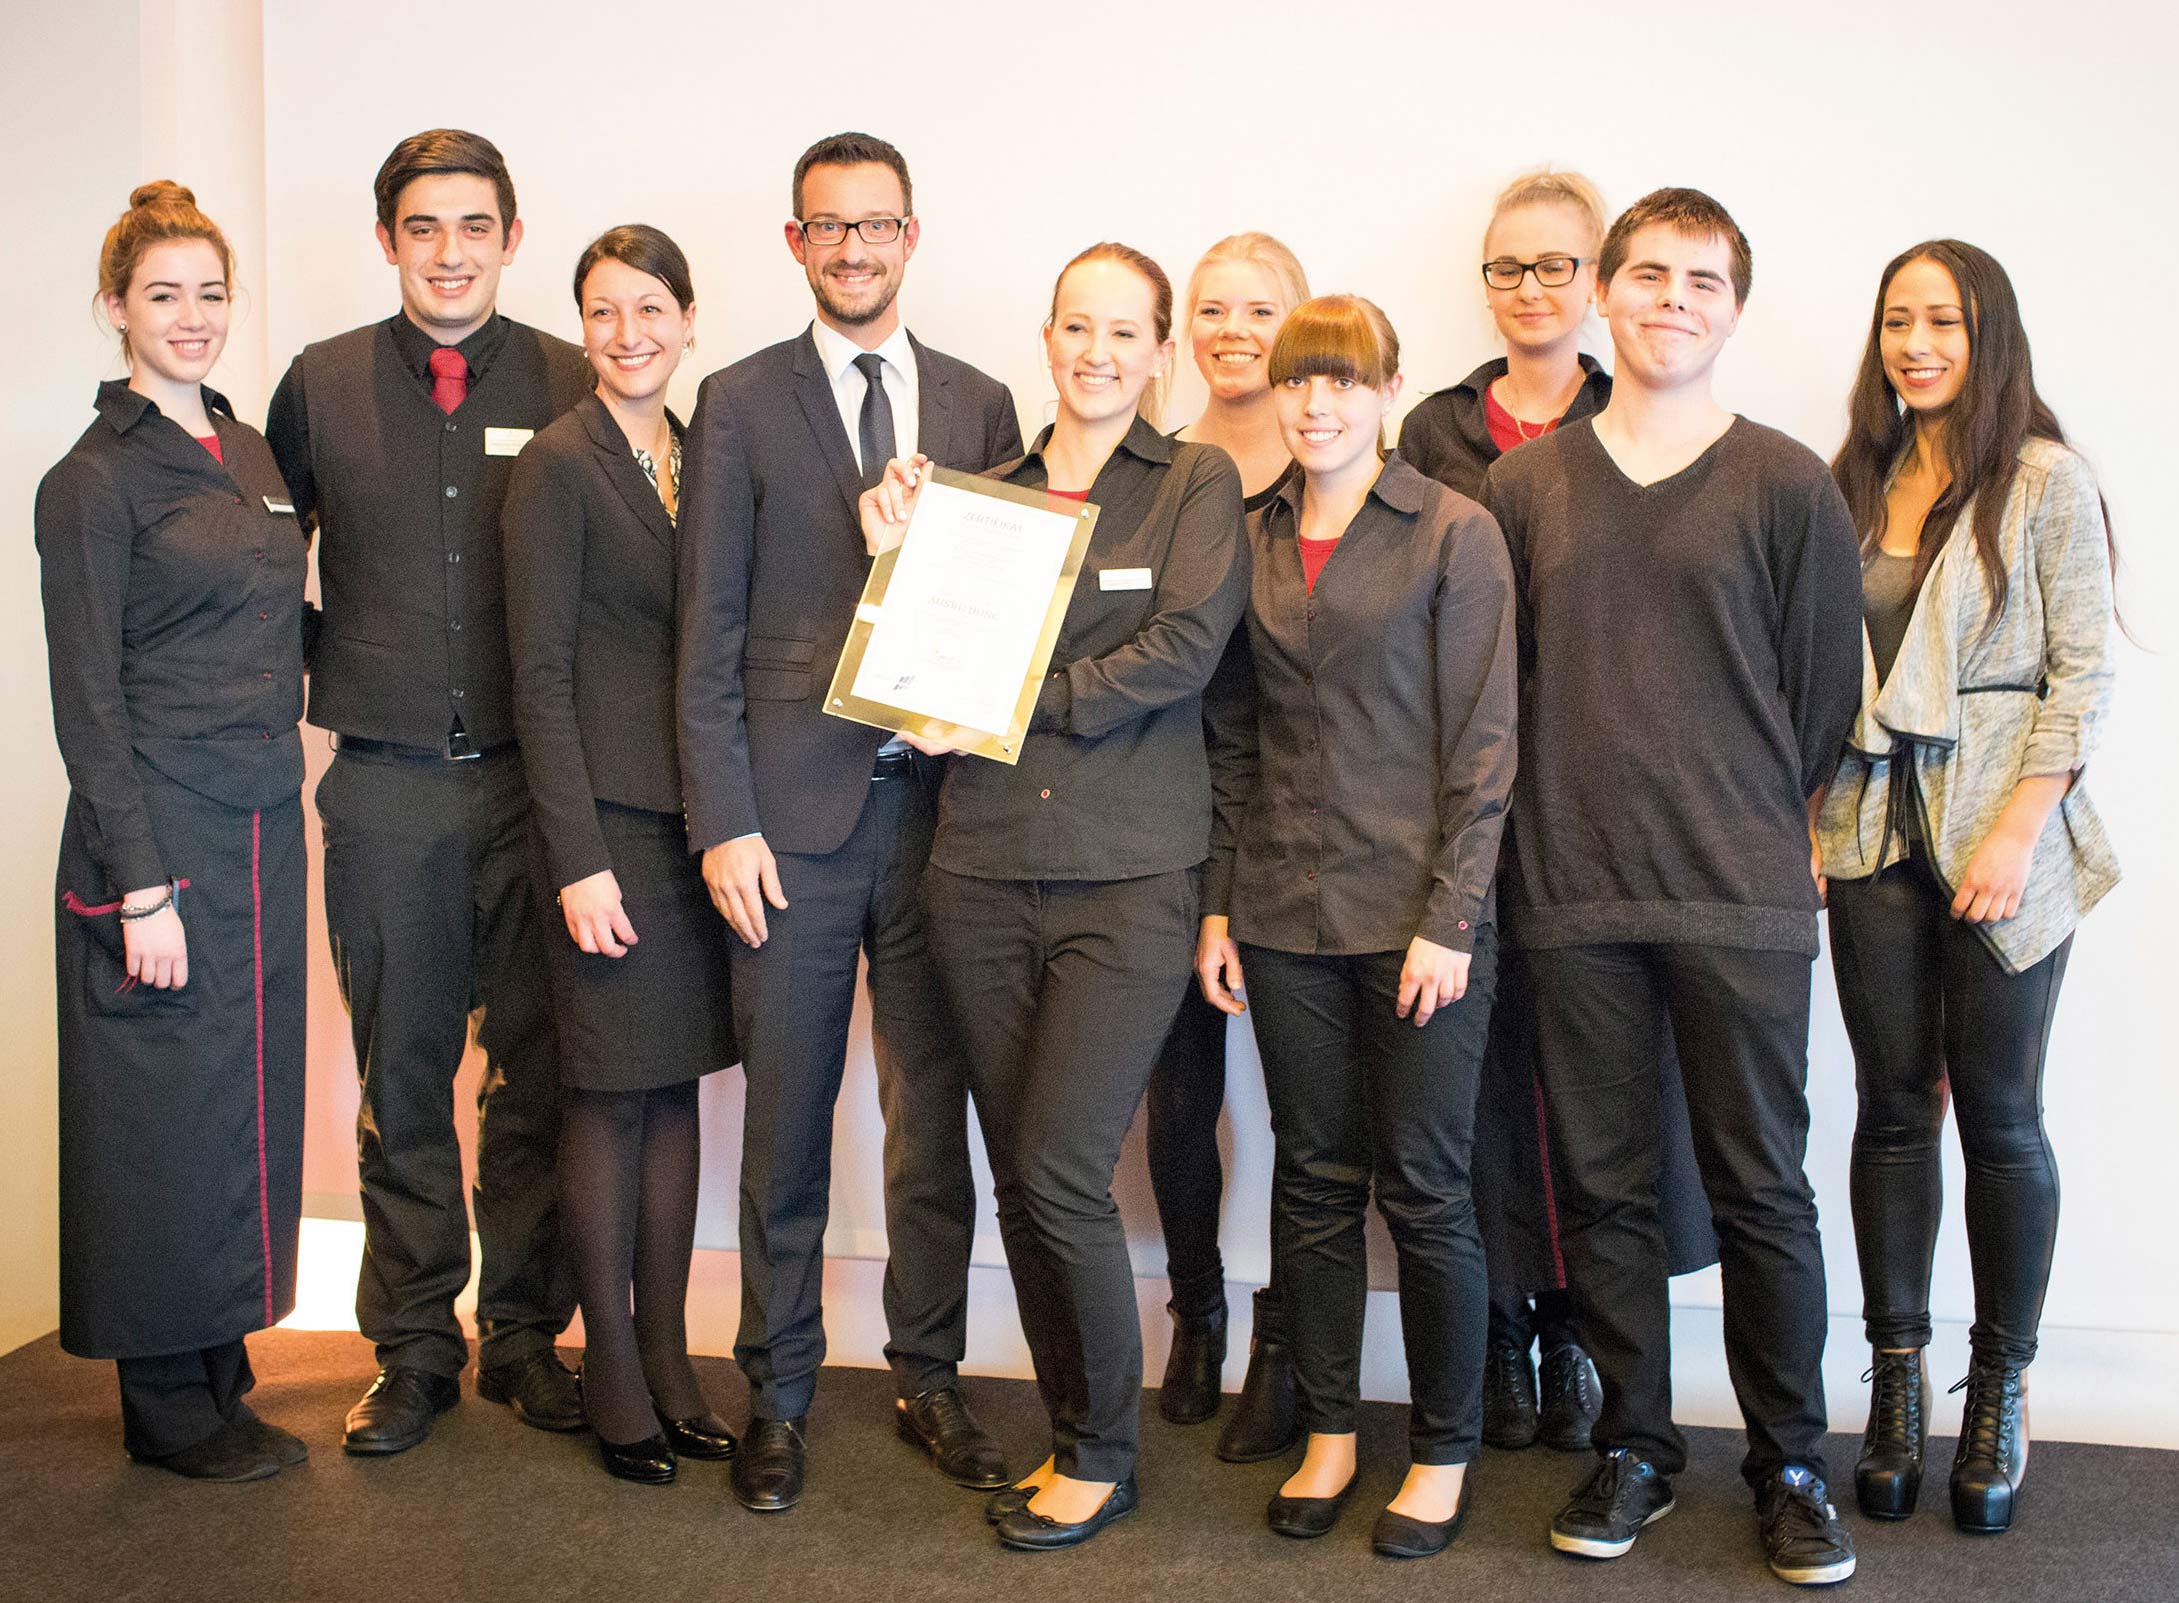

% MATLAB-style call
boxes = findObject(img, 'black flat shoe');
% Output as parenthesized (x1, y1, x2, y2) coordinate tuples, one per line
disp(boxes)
(230, 1415, 309, 1467)
(1483, 1331, 1540, 1450)
(898, 1386, 1010, 1488)
(1267, 1473, 1357, 1538)
(1856, 1348, 1928, 1520)
(1950, 1360, 2027, 1533)
(658, 1410, 737, 1461)
(986, 1482, 1037, 1525)
(1216, 1289, 1299, 1463)
(994, 1476, 1138, 1550)
(342, 1367, 460, 1456)
(1158, 1303, 1227, 1425)
(1373, 1478, 1473, 1558)
(139, 1421, 283, 1483)
(599, 1432, 676, 1484)
(477, 1351, 585, 1432)
(730, 1416, 806, 1512)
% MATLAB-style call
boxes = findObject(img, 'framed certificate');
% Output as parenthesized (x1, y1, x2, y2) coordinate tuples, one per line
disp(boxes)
(824, 466, 1099, 764)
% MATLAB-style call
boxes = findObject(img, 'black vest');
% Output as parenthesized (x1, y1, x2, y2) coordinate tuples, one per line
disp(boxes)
(300, 317, 591, 746)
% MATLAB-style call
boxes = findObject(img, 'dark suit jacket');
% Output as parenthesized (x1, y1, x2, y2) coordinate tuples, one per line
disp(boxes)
(675, 326, 1022, 856)
(504, 393, 686, 890)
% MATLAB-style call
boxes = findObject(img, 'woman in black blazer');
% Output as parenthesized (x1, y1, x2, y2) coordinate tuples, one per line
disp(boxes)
(503, 225, 736, 1484)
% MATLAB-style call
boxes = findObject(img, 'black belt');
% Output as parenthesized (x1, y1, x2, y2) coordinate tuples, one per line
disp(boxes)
(338, 732, 514, 763)
(872, 747, 915, 781)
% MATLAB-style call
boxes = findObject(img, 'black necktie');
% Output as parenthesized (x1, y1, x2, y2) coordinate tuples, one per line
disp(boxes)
(854, 352, 896, 490)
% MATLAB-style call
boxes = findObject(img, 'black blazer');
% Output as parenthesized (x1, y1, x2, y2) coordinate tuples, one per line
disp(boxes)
(504, 393, 685, 890)
(675, 326, 1022, 857)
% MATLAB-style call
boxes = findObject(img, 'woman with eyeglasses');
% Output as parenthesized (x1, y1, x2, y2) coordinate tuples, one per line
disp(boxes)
(1398, 169, 1717, 1459)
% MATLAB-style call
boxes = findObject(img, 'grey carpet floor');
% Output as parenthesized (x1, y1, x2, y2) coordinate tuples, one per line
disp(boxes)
(1, 1328, 2172, 1603)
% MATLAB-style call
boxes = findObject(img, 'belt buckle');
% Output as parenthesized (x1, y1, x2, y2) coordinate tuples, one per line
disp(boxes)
(444, 728, 481, 761)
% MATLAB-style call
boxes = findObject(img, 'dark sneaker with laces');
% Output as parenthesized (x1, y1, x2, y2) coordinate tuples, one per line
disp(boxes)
(1482, 1332, 1540, 1449)
(1550, 1448, 1675, 1558)
(1759, 1465, 1857, 1585)
(1538, 1342, 1602, 1452)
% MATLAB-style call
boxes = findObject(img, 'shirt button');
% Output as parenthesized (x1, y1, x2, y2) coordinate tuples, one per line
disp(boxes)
(261, 731, 272, 740)
(445, 485, 459, 499)
(261, 671, 273, 679)
(448, 552, 462, 563)
(1458, 920, 1470, 930)
(1039, 789, 1051, 800)
(254, 550, 266, 561)
(450, 620, 462, 631)
(1305, 872, 1316, 881)
(259, 611, 269, 621)
(444, 420, 457, 433)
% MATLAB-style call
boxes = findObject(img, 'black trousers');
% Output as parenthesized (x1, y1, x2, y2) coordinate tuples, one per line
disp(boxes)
(1475, 943, 1578, 1352)
(1827, 856, 2071, 1365)
(926, 867, 1197, 1483)
(1245, 935, 1496, 1464)
(1146, 984, 1257, 1322)
(730, 765, 975, 1419)
(1527, 942, 1829, 1487)
(117, 1339, 255, 1459)
(317, 745, 570, 1377)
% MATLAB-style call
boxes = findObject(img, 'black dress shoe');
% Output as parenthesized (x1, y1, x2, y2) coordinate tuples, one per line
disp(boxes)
(1482, 1331, 1540, 1449)
(731, 1416, 807, 1511)
(477, 1351, 585, 1432)
(1538, 1343, 1602, 1452)
(1216, 1289, 1299, 1463)
(1950, 1360, 2027, 1533)
(658, 1409, 737, 1461)
(994, 1476, 1138, 1550)
(230, 1415, 309, 1467)
(600, 1432, 677, 1485)
(898, 1386, 1010, 1488)
(342, 1367, 460, 1456)
(1267, 1473, 1357, 1538)
(1158, 1303, 1227, 1425)
(140, 1420, 284, 1483)
(1855, 1348, 1928, 1520)
(985, 1482, 1037, 1525)
(1373, 1476, 1473, 1558)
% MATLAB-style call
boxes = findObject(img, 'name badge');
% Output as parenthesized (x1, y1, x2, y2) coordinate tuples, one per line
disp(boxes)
(1099, 567, 1152, 592)
(262, 496, 295, 515)
(484, 427, 535, 457)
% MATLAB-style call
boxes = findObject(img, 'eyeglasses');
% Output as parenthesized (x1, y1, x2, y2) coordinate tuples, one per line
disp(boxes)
(797, 217, 910, 246)
(1481, 256, 1589, 290)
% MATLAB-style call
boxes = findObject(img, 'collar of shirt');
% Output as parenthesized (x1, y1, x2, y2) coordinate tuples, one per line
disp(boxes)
(95, 378, 236, 436)
(1263, 449, 1429, 531)
(1013, 411, 1175, 487)
(810, 318, 919, 467)
(388, 309, 510, 389)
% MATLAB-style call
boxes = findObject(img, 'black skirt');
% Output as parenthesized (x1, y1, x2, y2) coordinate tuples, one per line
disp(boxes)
(541, 801, 736, 1092)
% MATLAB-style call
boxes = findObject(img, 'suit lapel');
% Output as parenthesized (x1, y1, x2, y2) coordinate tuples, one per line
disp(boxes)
(910, 332, 955, 468)
(792, 329, 868, 524)
(578, 394, 675, 550)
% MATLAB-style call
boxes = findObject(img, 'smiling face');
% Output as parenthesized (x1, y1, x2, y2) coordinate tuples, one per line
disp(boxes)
(787, 161, 919, 338)
(1275, 371, 1400, 486)
(376, 172, 521, 342)
(1598, 222, 1742, 393)
(105, 238, 230, 388)
(1043, 257, 1172, 428)
(1483, 200, 1597, 355)
(580, 256, 692, 408)
(1188, 259, 1290, 402)
(1880, 255, 1971, 417)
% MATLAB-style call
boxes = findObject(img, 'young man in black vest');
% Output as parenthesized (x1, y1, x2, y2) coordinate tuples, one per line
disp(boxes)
(677, 131, 1023, 1512)
(267, 129, 593, 1456)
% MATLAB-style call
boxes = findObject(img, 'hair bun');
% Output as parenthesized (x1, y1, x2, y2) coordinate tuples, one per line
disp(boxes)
(129, 180, 197, 210)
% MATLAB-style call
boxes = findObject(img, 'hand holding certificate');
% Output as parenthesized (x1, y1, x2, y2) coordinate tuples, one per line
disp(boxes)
(827, 456, 1098, 763)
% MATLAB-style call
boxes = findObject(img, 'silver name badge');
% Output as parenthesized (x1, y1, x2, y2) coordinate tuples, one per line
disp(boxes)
(484, 427, 535, 457)
(1099, 567, 1153, 592)
(263, 496, 296, 515)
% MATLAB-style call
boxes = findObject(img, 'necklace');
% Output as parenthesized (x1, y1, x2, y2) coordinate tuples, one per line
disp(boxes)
(1494, 376, 1559, 441)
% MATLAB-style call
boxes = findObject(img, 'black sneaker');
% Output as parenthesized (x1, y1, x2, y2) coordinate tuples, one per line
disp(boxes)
(1549, 1448, 1675, 1558)
(1759, 1465, 1857, 1586)
(1538, 1342, 1602, 1452)
(1482, 1331, 1540, 1449)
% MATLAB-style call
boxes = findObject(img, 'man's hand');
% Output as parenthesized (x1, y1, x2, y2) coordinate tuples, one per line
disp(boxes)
(701, 835, 788, 946)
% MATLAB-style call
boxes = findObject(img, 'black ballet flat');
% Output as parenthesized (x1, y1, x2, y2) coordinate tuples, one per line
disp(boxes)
(994, 1476, 1138, 1550)
(599, 1432, 677, 1485)
(1372, 1477, 1473, 1558)
(658, 1410, 737, 1461)
(1267, 1474, 1357, 1538)
(986, 1482, 1036, 1525)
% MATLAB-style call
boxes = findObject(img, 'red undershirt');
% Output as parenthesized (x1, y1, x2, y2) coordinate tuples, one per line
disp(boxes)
(196, 432, 223, 464)
(1299, 536, 1339, 592)
(1483, 385, 1558, 455)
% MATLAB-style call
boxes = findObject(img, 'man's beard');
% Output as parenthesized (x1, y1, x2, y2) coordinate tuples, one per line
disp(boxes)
(811, 260, 898, 327)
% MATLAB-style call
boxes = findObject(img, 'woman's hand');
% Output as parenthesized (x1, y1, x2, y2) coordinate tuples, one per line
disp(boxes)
(855, 453, 932, 557)
(896, 723, 968, 758)
(1952, 824, 2035, 923)
(561, 869, 638, 957)
(1396, 936, 1470, 1027)
(121, 886, 187, 989)
(1196, 915, 1246, 1015)
(701, 835, 789, 947)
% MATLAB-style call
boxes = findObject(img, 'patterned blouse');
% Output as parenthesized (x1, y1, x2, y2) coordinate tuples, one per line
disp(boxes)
(630, 430, 684, 526)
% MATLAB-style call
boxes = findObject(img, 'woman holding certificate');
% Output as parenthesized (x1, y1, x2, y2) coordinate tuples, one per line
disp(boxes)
(861, 242, 1249, 1550)
(1198, 296, 1517, 1558)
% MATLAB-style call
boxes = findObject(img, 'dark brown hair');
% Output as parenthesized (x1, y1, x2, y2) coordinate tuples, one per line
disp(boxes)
(1268, 294, 1400, 389)
(1832, 239, 2115, 631)
(792, 131, 912, 219)
(374, 128, 517, 234)
(572, 224, 696, 311)
(1598, 186, 1752, 305)
(98, 180, 233, 309)
(1048, 242, 1174, 425)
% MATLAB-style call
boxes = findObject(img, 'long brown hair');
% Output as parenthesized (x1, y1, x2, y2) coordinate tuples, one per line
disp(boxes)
(1832, 240, 2113, 629)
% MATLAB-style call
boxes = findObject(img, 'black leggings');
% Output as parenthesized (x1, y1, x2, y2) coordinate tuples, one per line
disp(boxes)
(1827, 854, 2070, 1366)
(559, 1081, 708, 1442)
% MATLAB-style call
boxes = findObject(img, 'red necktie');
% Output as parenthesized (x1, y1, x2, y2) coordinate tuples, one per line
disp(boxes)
(428, 346, 468, 415)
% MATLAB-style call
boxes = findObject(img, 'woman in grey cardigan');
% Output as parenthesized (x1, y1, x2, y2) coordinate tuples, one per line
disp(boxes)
(1817, 239, 2119, 1537)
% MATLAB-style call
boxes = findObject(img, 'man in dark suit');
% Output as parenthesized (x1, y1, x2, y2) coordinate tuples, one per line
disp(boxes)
(266, 129, 593, 1456)
(676, 131, 1023, 1513)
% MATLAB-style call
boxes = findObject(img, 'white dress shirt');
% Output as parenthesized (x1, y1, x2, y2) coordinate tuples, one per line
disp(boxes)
(810, 319, 918, 471)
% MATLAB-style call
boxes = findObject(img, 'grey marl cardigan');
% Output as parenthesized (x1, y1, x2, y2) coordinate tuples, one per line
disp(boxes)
(1815, 437, 2119, 974)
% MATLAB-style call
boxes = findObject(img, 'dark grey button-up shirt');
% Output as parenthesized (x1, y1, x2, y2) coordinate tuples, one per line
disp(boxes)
(1206, 453, 1517, 955)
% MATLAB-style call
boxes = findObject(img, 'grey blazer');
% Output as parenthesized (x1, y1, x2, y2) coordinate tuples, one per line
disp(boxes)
(1816, 438, 2119, 973)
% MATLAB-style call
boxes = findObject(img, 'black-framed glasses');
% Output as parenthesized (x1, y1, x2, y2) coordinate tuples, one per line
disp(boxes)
(1481, 255, 1589, 290)
(797, 216, 910, 246)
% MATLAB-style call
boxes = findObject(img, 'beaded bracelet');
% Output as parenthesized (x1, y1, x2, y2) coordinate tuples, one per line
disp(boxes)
(117, 878, 181, 921)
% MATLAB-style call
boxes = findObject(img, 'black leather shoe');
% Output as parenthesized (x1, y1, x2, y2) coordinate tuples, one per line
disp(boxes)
(1158, 1303, 1227, 1425)
(1216, 1290, 1299, 1463)
(1372, 1476, 1473, 1558)
(1483, 1331, 1540, 1449)
(985, 1481, 1036, 1525)
(477, 1351, 585, 1432)
(230, 1415, 308, 1467)
(1538, 1343, 1602, 1452)
(731, 1416, 807, 1511)
(600, 1432, 677, 1485)
(898, 1386, 1010, 1488)
(342, 1367, 460, 1456)
(658, 1409, 737, 1461)
(1950, 1360, 2027, 1533)
(1856, 1348, 1928, 1520)
(1267, 1473, 1357, 1538)
(141, 1421, 284, 1482)
(995, 1476, 1139, 1550)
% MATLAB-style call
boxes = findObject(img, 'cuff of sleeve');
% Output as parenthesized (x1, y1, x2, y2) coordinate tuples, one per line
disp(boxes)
(1419, 910, 1479, 954)
(108, 841, 169, 899)
(1030, 669, 1073, 734)
(2021, 730, 2084, 778)
(1202, 854, 1234, 918)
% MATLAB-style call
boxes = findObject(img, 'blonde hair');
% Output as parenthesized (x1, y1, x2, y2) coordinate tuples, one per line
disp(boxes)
(99, 181, 233, 312)
(1181, 232, 1311, 326)
(1048, 241, 1174, 427)
(1485, 168, 1609, 256)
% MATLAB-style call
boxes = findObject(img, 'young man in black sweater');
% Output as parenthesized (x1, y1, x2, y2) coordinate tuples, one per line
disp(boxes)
(1482, 189, 1863, 1587)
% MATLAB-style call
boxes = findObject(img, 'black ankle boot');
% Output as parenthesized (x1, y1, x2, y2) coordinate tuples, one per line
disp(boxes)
(1482, 1332, 1539, 1450)
(1855, 1348, 1928, 1520)
(1950, 1359, 2027, 1533)
(1158, 1302, 1227, 1424)
(1216, 1288, 1299, 1462)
